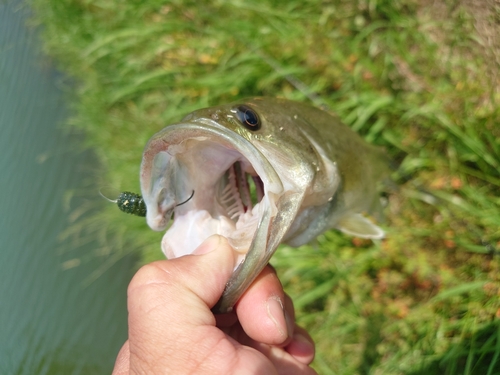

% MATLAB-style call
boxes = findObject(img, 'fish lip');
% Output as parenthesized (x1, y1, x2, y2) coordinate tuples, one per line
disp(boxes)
(140, 117, 285, 254)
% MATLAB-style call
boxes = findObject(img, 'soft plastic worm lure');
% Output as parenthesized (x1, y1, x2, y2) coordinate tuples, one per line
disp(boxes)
(101, 190, 195, 217)
(116, 192, 147, 216)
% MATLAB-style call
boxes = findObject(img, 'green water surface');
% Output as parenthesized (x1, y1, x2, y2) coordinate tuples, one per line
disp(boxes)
(0, 1, 134, 373)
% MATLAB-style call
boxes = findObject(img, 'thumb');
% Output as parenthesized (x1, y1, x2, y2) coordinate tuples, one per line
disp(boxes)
(125, 235, 236, 374)
(127, 235, 235, 335)
(113, 236, 234, 374)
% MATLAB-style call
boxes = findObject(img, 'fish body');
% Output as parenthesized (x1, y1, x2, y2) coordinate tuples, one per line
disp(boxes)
(140, 97, 389, 312)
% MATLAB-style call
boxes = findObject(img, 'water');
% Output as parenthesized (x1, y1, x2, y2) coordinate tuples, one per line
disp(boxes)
(0, 1, 134, 373)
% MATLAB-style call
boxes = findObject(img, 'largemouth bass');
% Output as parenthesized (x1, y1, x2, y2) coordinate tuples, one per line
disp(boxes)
(140, 97, 389, 313)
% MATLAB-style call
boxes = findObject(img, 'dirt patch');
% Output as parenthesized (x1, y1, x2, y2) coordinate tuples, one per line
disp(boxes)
(419, 0, 500, 90)
(464, 0, 500, 71)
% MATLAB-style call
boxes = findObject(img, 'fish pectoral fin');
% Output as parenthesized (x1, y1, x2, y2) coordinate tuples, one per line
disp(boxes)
(337, 213, 385, 239)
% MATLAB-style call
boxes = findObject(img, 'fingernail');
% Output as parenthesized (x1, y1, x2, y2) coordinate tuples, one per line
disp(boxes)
(266, 296, 288, 339)
(192, 235, 221, 255)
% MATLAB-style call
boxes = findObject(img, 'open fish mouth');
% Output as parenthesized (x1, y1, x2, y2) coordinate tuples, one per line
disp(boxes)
(139, 97, 388, 312)
(140, 119, 285, 269)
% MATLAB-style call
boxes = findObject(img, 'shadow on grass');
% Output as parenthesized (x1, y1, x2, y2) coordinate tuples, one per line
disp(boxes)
(358, 313, 385, 375)
(356, 319, 500, 375)
(407, 322, 500, 375)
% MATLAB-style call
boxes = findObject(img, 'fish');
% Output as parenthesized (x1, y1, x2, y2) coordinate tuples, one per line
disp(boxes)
(140, 97, 389, 313)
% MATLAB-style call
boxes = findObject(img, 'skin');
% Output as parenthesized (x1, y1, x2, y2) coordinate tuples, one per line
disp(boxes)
(112, 235, 316, 375)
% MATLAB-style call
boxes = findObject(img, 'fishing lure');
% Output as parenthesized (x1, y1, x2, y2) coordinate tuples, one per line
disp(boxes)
(101, 190, 194, 217)
(116, 192, 147, 217)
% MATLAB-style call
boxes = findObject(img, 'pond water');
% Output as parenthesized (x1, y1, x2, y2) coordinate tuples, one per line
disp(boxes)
(0, 1, 134, 373)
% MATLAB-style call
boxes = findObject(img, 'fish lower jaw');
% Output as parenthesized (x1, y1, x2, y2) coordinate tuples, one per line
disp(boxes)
(161, 204, 264, 267)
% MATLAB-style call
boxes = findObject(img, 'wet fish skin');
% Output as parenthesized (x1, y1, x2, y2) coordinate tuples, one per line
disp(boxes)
(140, 97, 389, 313)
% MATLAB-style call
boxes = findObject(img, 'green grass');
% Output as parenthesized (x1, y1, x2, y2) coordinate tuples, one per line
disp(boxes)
(32, 0, 500, 373)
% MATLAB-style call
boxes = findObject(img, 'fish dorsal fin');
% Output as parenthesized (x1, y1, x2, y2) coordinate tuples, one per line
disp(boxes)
(337, 213, 385, 239)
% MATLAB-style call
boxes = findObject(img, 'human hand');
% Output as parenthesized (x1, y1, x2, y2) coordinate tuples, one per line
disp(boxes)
(112, 235, 316, 374)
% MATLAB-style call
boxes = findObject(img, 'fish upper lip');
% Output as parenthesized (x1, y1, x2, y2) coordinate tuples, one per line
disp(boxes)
(140, 118, 285, 262)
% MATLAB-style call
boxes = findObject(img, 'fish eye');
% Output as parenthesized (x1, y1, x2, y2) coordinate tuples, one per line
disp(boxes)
(235, 105, 261, 131)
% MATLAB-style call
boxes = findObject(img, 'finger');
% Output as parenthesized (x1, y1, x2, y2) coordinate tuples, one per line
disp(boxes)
(126, 235, 235, 373)
(285, 325, 315, 365)
(235, 265, 294, 345)
(282, 294, 315, 364)
(251, 342, 318, 375)
(284, 293, 295, 328)
(111, 341, 130, 375)
(128, 234, 234, 322)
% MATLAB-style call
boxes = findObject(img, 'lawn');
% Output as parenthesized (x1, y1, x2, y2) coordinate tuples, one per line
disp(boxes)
(33, 0, 500, 373)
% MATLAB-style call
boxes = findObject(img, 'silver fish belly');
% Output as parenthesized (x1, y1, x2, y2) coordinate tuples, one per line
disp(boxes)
(140, 97, 389, 313)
